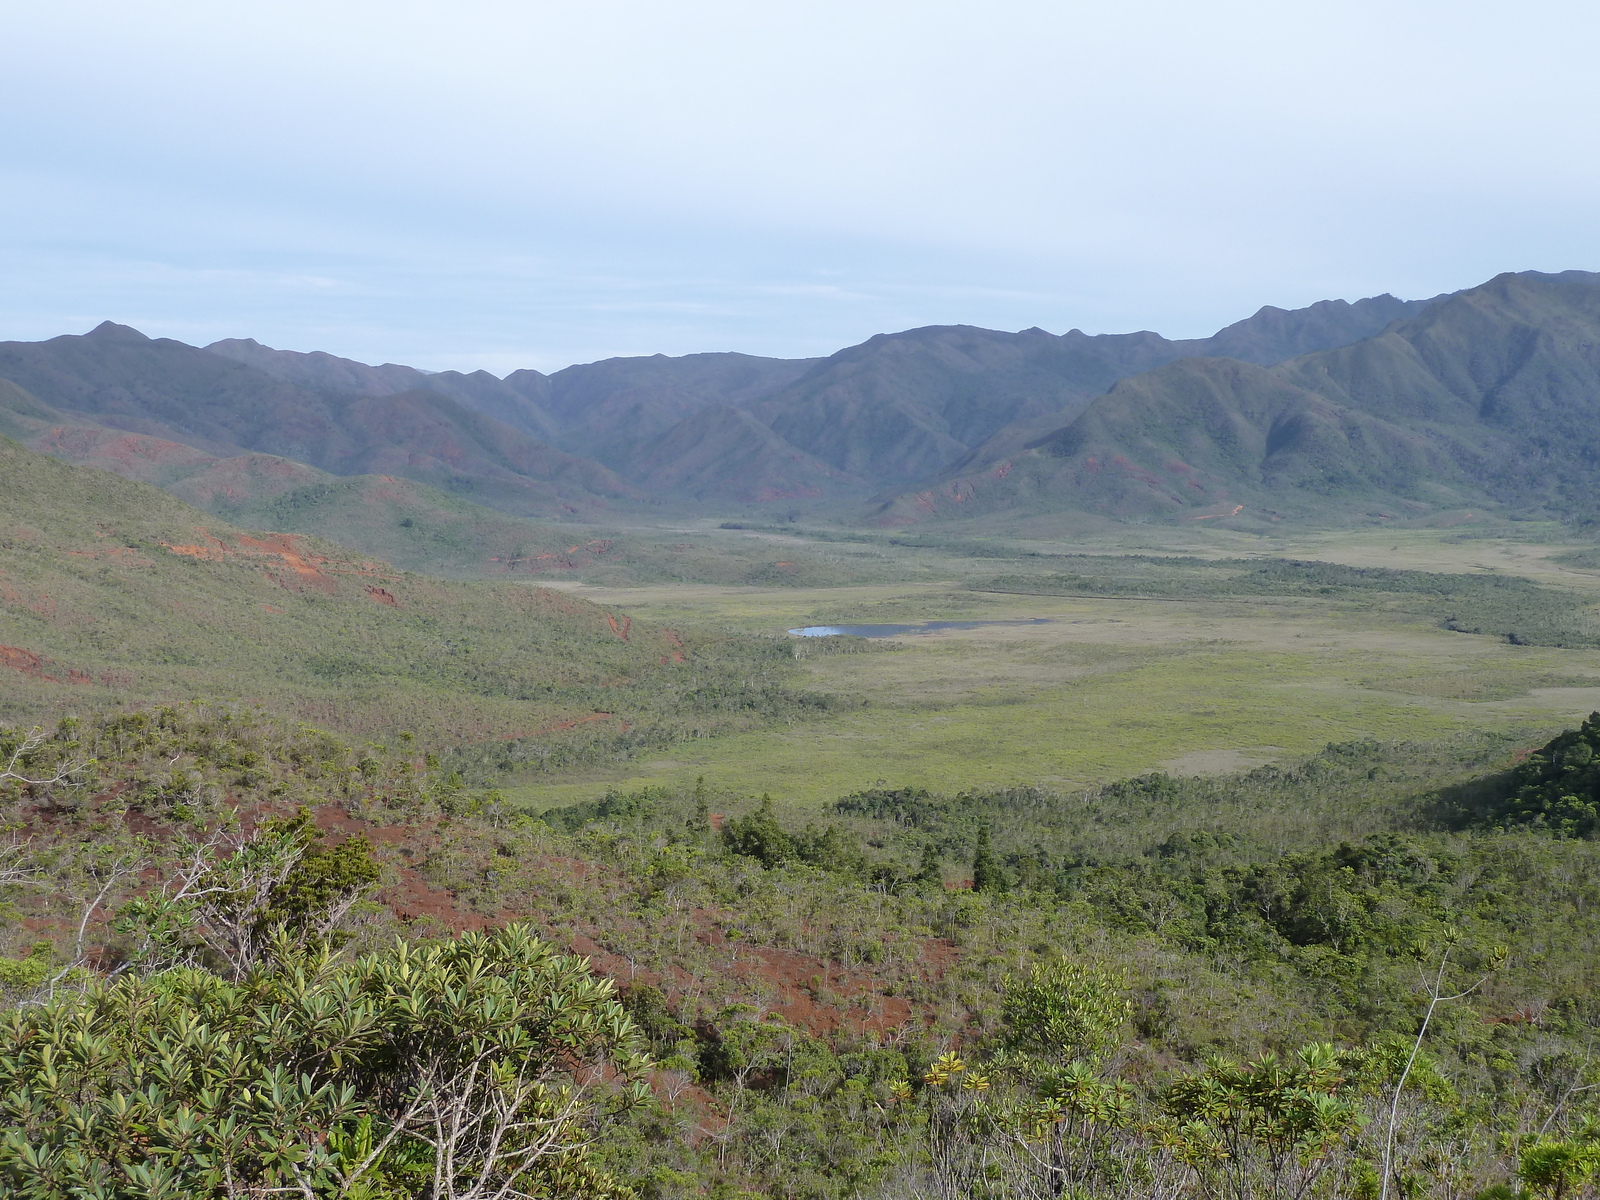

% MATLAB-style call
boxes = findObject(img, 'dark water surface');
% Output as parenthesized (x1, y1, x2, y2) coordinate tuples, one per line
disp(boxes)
(787, 619, 1052, 638)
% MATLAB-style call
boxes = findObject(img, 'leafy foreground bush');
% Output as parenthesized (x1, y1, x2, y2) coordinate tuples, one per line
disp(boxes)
(0, 925, 649, 1200)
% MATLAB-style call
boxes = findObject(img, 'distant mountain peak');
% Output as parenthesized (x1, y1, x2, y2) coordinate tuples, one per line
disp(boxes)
(85, 321, 150, 342)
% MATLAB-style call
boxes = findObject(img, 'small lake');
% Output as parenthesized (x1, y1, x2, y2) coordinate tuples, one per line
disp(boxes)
(787, 619, 1052, 638)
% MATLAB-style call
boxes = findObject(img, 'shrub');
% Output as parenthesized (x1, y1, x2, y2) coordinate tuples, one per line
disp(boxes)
(0, 924, 649, 1199)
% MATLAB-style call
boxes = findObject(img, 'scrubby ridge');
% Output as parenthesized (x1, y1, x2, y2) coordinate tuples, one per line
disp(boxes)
(9, 706, 1600, 1194)
(0, 435, 840, 753)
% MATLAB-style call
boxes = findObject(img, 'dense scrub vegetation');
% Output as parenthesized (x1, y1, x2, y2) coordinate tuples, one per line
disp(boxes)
(0, 707, 651, 1197)
(1467, 710, 1600, 837)
(9, 707, 1600, 1197)
(519, 727, 1600, 1197)
(978, 555, 1600, 649)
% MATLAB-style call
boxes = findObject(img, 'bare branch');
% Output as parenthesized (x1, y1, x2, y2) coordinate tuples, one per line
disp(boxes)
(0, 839, 38, 888)
(41, 854, 143, 999)
(0, 727, 84, 788)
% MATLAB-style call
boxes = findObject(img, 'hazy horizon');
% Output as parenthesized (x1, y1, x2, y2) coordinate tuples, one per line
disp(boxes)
(5, 1, 1598, 372)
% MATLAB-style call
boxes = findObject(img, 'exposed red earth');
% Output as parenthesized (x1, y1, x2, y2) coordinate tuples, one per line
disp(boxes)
(525, 712, 618, 737)
(487, 539, 616, 574)
(661, 631, 687, 665)
(0, 645, 92, 685)
(160, 528, 395, 593)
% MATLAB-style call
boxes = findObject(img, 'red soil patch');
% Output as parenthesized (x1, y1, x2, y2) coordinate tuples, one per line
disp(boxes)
(62, 546, 154, 567)
(569, 907, 957, 1040)
(0, 645, 91, 685)
(161, 528, 393, 593)
(235, 532, 334, 588)
(1111, 455, 1166, 487)
(522, 712, 617, 739)
(604, 612, 631, 642)
(487, 540, 615, 575)
(36, 428, 211, 475)
(25, 792, 962, 1082)
(1483, 1004, 1545, 1026)
(365, 585, 399, 607)
(304, 808, 501, 933)
(661, 631, 687, 665)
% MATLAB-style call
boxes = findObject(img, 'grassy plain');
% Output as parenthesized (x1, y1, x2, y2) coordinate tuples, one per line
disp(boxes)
(502, 526, 1600, 813)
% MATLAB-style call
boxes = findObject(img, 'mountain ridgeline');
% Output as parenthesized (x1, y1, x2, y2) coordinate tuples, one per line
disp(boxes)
(8, 270, 1600, 532)
(877, 270, 1600, 526)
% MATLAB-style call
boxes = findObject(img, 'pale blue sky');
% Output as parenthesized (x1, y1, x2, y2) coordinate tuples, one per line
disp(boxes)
(3, 0, 1597, 372)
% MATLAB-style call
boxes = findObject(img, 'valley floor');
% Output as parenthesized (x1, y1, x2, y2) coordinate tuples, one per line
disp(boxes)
(506, 526, 1600, 814)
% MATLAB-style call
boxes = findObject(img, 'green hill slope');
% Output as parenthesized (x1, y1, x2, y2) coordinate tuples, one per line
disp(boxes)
(621, 404, 847, 502)
(0, 386, 892, 585)
(3, 291, 1446, 519)
(0, 437, 822, 751)
(735, 293, 1436, 497)
(0, 322, 635, 519)
(874, 270, 1600, 526)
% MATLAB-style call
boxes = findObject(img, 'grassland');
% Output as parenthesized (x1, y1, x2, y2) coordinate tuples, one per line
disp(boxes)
(502, 533, 1600, 812)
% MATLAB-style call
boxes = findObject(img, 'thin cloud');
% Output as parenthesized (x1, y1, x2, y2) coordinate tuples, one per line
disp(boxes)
(2, 1, 1596, 367)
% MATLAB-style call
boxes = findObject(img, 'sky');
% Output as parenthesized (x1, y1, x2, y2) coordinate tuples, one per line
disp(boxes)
(3, 0, 1598, 373)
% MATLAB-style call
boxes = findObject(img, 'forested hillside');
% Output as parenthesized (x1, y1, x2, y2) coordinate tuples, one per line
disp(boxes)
(207, 293, 1427, 500)
(878, 270, 1600, 527)
(0, 324, 634, 518)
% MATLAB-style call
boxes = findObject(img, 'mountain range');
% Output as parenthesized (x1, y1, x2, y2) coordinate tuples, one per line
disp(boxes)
(5, 270, 1600, 537)
(199, 290, 1433, 505)
(874, 270, 1600, 526)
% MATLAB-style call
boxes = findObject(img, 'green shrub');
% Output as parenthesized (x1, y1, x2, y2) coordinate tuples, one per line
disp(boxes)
(0, 925, 649, 1199)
